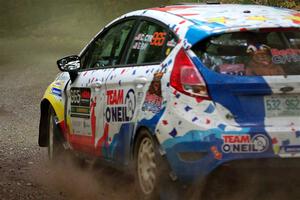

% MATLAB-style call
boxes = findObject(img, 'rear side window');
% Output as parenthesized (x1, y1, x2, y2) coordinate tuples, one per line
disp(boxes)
(192, 29, 300, 76)
(126, 20, 169, 65)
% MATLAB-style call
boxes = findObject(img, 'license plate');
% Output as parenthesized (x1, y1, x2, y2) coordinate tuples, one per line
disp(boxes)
(264, 95, 300, 117)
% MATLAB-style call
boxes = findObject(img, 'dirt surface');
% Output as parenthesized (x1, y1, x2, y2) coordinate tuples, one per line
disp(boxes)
(0, 36, 140, 200)
(1, 2, 300, 200)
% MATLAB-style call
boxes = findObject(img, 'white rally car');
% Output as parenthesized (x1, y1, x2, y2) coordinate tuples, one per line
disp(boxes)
(39, 2, 300, 199)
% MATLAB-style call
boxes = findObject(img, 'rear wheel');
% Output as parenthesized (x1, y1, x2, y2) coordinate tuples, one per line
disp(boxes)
(138, 137, 156, 195)
(134, 129, 162, 199)
(134, 129, 206, 200)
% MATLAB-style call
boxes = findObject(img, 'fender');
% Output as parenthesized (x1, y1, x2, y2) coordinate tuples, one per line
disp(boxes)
(38, 77, 70, 147)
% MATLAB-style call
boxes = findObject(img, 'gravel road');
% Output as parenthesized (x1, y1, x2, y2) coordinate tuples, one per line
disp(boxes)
(1, 34, 300, 200)
(0, 37, 137, 200)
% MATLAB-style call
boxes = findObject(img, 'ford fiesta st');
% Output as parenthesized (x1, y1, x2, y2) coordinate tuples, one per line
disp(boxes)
(39, 3, 300, 199)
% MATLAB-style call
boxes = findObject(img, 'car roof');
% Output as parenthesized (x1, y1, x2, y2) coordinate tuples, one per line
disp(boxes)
(123, 4, 300, 45)
(80, 4, 300, 62)
(149, 4, 300, 30)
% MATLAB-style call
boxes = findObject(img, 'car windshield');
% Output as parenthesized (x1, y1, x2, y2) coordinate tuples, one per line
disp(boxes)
(193, 28, 300, 76)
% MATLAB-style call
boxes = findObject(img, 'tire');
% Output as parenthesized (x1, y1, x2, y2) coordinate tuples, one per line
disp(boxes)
(134, 129, 164, 200)
(47, 106, 88, 168)
(47, 106, 65, 161)
(134, 129, 206, 200)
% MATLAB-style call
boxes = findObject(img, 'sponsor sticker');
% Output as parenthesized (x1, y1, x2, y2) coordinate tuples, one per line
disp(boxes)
(51, 87, 62, 97)
(71, 118, 91, 136)
(133, 33, 153, 50)
(271, 48, 300, 64)
(105, 89, 136, 123)
(167, 39, 177, 47)
(222, 134, 269, 153)
(142, 93, 162, 113)
(219, 64, 245, 76)
(142, 72, 163, 114)
(70, 88, 91, 118)
(280, 145, 300, 154)
(132, 32, 167, 50)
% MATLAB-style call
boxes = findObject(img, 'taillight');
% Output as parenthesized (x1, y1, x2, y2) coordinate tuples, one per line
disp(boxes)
(170, 48, 210, 99)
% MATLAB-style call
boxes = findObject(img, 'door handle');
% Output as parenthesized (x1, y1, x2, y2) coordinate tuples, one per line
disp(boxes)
(89, 81, 102, 89)
(134, 77, 147, 89)
(134, 77, 147, 84)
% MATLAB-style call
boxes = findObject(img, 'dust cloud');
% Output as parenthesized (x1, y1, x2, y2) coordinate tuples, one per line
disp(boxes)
(30, 153, 136, 200)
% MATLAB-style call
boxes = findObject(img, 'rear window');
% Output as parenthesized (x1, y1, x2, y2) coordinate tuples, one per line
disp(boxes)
(192, 29, 300, 76)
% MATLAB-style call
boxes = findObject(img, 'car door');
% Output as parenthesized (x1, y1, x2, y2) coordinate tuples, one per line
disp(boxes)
(103, 19, 177, 163)
(65, 19, 137, 155)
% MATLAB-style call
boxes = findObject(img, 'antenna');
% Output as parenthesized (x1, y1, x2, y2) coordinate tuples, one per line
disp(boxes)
(175, 1, 220, 5)
(206, 0, 220, 4)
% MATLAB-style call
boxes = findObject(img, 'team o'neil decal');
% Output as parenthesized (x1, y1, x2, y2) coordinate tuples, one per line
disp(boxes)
(222, 134, 269, 153)
(105, 89, 136, 123)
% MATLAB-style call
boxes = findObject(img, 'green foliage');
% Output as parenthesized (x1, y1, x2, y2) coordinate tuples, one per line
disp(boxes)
(1, 0, 299, 39)
(221, 0, 298, 8)
(272, 0, 297, 8)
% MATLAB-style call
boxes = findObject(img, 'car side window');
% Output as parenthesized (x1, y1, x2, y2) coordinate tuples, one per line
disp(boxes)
(80, 48, 89, 69)
(126, 21, 169, 65)
(86, 20, 135, 69)
(165, 32, 177, 57)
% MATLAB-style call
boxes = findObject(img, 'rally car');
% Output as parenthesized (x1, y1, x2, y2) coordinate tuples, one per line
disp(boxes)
(39, 2, 300, 199)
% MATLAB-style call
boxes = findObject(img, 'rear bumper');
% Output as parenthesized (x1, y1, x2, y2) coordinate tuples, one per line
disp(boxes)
(163, 134, 300, 183)
(224, 157, 300, 171)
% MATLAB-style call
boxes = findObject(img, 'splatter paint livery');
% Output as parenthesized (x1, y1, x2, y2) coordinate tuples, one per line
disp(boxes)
(39, 4, 300, 188)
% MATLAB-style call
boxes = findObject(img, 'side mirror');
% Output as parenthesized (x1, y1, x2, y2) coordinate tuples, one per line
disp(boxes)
(57, 55, 80, 72)
(57, 55, 80, 83)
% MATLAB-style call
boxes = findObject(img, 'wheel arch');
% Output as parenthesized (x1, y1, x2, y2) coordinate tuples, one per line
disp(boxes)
(131, 125, 161, 160)
(38, 96, 65, 147)
(38, 99, 51, 147)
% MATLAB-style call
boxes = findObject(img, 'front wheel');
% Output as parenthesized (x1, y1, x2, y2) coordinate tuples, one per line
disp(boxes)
(47, 106, 65, 161)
